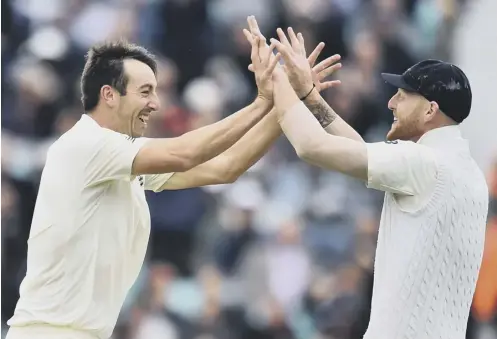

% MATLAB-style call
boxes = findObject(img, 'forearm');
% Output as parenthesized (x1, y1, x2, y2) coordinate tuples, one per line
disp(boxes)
(134, 98, 272, 174)
(303, 90, 364, 143)
(173, 98, 271, 167)
(276, 93, 330, 160)
(221, 108, 281, 178)
(275, 83, 367, 179)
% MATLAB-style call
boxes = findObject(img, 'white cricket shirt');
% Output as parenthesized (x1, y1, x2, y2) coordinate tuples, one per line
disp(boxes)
(363, 126, 489, 339)
(7, 114, 173, 339)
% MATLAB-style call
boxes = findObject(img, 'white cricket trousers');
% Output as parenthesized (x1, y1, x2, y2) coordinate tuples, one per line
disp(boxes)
(6, 325, 99, 339)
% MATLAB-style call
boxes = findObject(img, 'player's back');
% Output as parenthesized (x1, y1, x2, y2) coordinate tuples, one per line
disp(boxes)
(8, 115, 151, 339)
(365, 133, 489, 339)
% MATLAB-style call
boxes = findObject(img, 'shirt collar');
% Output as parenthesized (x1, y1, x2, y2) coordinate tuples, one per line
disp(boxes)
(79, 113, 101, 128)
(417, 125, 464, 147)
(79, 114, 135, 141)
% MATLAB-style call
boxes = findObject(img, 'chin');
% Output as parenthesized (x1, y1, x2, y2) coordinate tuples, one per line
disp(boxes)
(386, 128, 397, 141)
(132, 127, 146, 138)
(130, 131, 144, 138)
(387, 127, 418, 142)
(386, 127, 407, 141)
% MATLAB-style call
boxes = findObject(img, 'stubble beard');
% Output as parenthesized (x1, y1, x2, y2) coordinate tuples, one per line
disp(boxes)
(386, 119, 421, 142)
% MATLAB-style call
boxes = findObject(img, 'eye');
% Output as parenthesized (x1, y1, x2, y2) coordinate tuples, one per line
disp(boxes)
(141, 90, 150, 97)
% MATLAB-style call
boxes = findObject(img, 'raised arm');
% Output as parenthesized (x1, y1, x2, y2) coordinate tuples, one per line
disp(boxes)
(273, 27, 364, 143)
(161, 28, 282, 190)
(131, 35, 280, 176)
(303, 88, 365, 143)
(133, 97, 270, 175)
(158, 17, 342, 190)
(271, 29, 438, 192)
(271, 31, 368, 180)
(160, 109, 280, 189)
(274, 74, 368, 180)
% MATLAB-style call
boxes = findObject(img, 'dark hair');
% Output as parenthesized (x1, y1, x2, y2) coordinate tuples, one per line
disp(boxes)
(80, 40, 157, 112)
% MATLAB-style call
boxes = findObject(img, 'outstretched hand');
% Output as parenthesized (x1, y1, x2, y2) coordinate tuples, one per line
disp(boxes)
(269, 28, 341, 98)
(247, 25, 341, 97)
(243, 16, 283, 102)
(247, 30, 281, 102)
(306, 42, 342, 93)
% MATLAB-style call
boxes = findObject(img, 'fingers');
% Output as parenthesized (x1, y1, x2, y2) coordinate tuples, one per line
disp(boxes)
(259, 32, 268, 51)
(287, 28, 305, 56)
(297, 32, 306, 55)
(250, 40, 279, 74)
(243, 28, 254, 44)
(314, 54, 341, 74)
(247, 15, 267, 48)
(264, 40, 277, 64)
(318, 62, 342, 80)
(276, 28, 292, 49)
(247, 16, 262, 37)
(246, 16, 272, 68)
(264, 53, 282, 77)
(270, 38, 292, 62)
(250, 36, 261, 67)
(287, 27, 300, 49)
(320, 80, 341, 90)
(308, 42, 325, 67)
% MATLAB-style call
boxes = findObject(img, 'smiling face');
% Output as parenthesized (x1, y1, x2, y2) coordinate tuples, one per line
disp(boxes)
(117, 59, 160, 137)
(386, 88, 432, 141)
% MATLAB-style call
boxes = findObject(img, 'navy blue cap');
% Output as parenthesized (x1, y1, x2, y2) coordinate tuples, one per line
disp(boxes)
(381, 59, 472, 123)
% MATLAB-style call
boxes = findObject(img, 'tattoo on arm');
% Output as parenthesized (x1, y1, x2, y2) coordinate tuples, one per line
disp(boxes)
(304, 95, 337, 129)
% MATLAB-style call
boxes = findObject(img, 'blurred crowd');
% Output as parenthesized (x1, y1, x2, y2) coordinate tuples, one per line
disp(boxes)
(1, 0, 496, 338)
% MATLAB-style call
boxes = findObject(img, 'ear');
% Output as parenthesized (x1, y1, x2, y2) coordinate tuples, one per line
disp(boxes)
(426, 101, 439, 121)
(100, 85, 119, 108)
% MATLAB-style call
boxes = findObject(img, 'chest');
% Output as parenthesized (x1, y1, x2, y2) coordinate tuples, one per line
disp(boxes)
(128, 175, 150, 229)
(102, 176, 151, 249)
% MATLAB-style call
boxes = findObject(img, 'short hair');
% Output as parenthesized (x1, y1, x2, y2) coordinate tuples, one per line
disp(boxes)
(80, 40, 157, 112)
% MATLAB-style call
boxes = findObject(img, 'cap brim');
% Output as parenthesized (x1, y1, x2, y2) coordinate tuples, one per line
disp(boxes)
(381, 73, 416, 92)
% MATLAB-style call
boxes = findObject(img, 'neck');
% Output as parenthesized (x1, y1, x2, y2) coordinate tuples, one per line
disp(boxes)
(412, 121, 458, 142)
(87, 108, 128, 135)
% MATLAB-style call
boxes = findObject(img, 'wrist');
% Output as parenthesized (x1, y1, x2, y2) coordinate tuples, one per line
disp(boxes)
(254, 96, 273, 111)
(277, 100, 306, 125)
(296, 82, 315, 99)
(303, 87, 320, 103)
(299, 84, 316, 101)
(275, 93, 300, 119)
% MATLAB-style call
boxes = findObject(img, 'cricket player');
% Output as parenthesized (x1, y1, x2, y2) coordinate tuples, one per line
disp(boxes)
(267, 27, 489, 338)
(6, 17, 342, 339)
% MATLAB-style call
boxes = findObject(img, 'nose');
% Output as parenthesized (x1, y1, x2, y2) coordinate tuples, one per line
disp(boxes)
(148, 94, 161, 112)
(387, 93, 397, 111)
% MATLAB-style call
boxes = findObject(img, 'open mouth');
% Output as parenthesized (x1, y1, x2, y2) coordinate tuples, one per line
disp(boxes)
(138, 115, 149, 126)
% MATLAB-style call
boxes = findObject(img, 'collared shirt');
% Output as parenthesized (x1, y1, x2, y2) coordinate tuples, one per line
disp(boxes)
(8, 115, 173, 339)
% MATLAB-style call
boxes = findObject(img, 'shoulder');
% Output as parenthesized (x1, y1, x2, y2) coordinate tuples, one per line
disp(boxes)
(371, 139, 433, 150)
(367, 140, 437, 166)
(365, 139, 439, 196)
(49, 120, 133, 163)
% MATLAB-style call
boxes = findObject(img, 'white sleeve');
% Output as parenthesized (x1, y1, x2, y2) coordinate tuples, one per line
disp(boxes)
(366, 141, 438, 195)
(85, 131, 144, 186)
(132, 138, 175, 192)
(143, 173, 175, 192)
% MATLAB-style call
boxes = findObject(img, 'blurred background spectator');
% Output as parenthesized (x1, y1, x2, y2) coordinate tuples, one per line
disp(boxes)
(1, 0, 496, 338)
